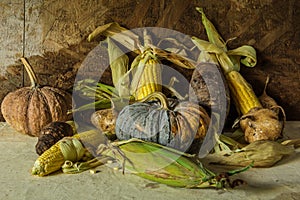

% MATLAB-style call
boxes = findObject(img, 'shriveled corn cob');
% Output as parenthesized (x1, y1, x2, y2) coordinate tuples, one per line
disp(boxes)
(135, 57, 162, 100)
(32, 129, 104, 176)
(226, 71, 262, 115)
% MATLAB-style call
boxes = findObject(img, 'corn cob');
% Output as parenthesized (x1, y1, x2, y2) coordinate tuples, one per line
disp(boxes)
(226, 71, 262, 115)
(135, 56, 162, 100)
(97, 139, 251, 188)
(32, 129, 105, 176)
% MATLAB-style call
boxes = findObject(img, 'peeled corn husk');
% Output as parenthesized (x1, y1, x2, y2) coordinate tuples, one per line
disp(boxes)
(207, 140, 296, 167)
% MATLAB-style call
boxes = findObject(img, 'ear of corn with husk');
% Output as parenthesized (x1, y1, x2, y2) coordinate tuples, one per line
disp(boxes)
(107, 37, 130, 97)
(192, 7, 285, 144)
(32, 129, 106, 176)
(86, 23, 197, 102)
(130, 50, 162, 100)
(192, 7, 262, 116)
(97, 138, 251, 188)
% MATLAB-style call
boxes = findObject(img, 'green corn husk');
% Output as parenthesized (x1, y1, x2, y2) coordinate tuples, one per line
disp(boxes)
(97, 139, 252, 189)
(192, 7, 257, 73)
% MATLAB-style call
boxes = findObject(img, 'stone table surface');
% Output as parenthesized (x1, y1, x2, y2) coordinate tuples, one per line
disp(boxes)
(0, 122, 299, 200)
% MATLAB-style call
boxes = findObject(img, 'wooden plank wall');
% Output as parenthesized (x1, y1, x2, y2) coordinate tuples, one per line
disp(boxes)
(0, 0, 299, 120)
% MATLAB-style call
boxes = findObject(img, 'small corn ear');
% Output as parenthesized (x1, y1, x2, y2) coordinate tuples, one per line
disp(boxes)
(32, 130, 104, 176)
(32, 142, 65, 177)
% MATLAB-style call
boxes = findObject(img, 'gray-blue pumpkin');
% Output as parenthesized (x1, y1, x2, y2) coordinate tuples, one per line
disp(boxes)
(115, 92, 210, 151)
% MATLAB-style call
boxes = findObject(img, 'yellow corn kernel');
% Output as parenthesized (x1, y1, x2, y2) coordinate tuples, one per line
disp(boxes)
(226, 71, 262, 114)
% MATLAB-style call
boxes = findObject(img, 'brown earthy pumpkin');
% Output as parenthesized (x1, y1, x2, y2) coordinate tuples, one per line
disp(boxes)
(1, 58, 72, 137)
(115, 92, 210, 152)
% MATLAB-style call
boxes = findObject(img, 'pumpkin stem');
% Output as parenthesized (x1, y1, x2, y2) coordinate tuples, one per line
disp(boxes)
(20, 57, 39, 88)
(140, 92, 169, 110)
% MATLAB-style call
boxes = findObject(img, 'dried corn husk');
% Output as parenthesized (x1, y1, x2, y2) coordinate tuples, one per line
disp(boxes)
(107, 37, 130, 97)
(207, 140, 295, 167)
(87, 22, 141, 53)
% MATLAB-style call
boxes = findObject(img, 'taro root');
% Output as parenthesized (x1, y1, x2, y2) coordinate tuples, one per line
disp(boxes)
(239, 108, 284, 143)
(91, 108, 117, 140)
(35, 121, 74, 155)
(1, 58, 72, 136)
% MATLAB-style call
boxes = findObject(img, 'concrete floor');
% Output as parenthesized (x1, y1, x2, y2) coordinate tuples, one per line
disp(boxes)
(0, 122, 299, 200)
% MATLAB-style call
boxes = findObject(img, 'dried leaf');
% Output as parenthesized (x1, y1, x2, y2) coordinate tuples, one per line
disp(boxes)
(153, 47, 195, 69)
(281, 138, 300, 148)
(88, 22, 141, 53)
(191, 37, 233, 72)
(207, 140, 295, 167)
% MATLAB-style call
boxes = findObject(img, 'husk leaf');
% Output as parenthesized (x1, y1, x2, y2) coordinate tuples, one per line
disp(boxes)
(88, 22, 141, 53)
(107, 37, 130, 97)
(207, 140, 295, 167)
(194, 8, 257, 72)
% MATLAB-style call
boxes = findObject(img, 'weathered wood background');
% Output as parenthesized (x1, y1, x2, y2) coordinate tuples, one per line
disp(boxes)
(0, 0, 299, 121)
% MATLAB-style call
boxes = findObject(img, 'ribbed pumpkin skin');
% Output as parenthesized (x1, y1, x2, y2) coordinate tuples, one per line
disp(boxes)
(1, 86, 72, 137)
(115, 100, 210, 151)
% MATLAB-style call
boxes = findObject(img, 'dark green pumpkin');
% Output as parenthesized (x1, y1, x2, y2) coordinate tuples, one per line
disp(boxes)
(115, 92, 210, 152)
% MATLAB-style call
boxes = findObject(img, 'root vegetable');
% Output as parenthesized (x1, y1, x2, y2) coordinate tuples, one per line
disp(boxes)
(239, 108, 283, 143)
